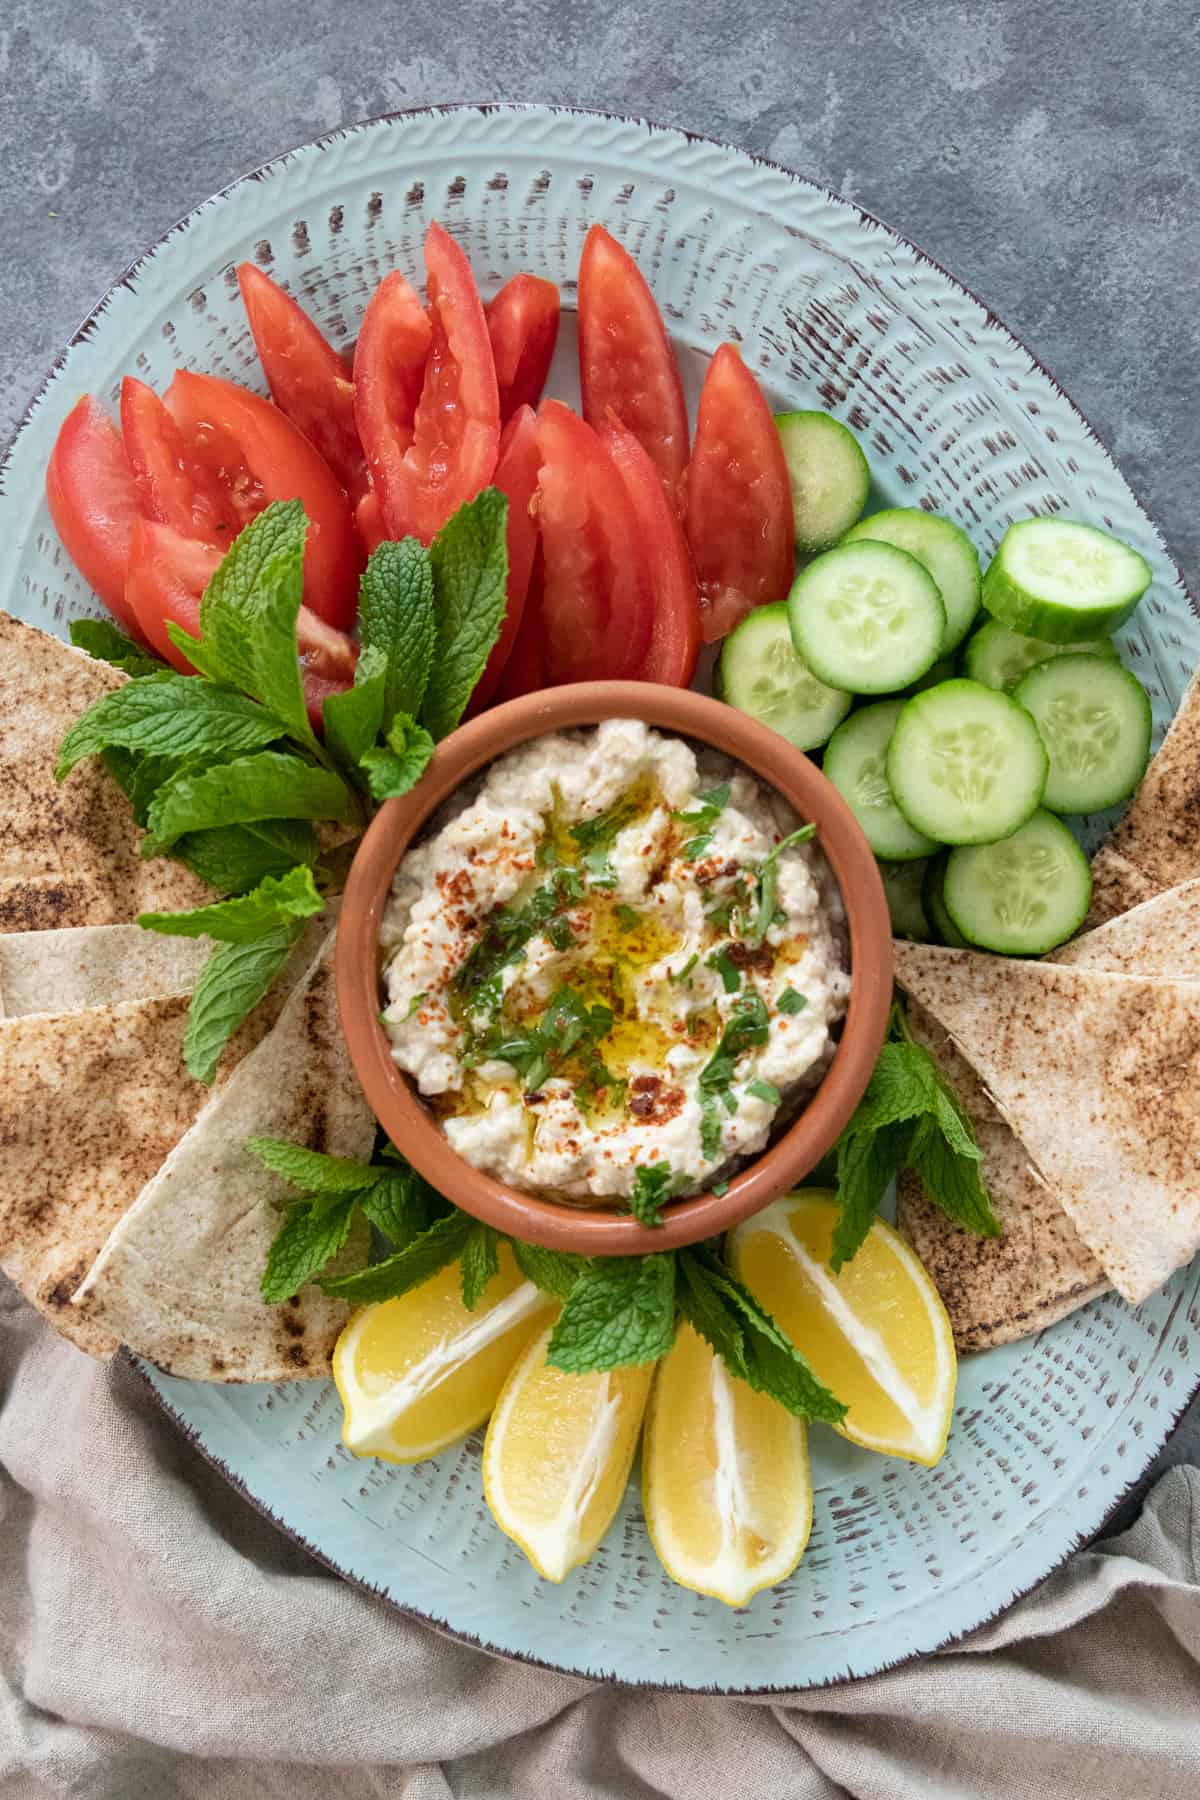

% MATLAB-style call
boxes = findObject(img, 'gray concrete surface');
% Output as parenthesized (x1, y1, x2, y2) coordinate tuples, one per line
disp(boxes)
(1, 0, 1196, 1479)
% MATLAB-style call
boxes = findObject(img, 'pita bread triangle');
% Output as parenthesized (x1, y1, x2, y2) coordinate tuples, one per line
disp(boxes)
(1088, 665, 1200, 924)
(71, 929, 375, 1382)
(893, 938, 1200, 1305)
(0, 612, 211, 933)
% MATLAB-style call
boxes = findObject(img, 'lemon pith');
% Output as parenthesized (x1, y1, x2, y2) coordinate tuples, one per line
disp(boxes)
(730, 1191, 956, 1467)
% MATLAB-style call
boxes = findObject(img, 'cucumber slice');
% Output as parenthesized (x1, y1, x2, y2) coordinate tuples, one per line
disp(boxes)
(843, 508, 981, 654)
(880, 858, 932, 941)
(775, 411, 870, 553)
(963, 618, 1117, 692)
(923, 854, 969, 948)
(887, 678, 1048, 845)
(788, 541, 945, 694)
(717, 601, 852, 750)
(982, 519, 1152, 643)
(1013, 654, 1152, 814)
(824, 701, 939, 861)
(943, 810, 1092, 955)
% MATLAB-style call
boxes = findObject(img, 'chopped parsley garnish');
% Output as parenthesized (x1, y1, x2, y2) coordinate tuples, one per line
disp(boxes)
(744, 824, 816, 947)
(673, 781, 731, 860)
(706, 946, 742, 994)
(467, 984, 613, 1096)
(569, 797, 641, 888)
(747, 1078, 781, 1105)
(628, 1161, 674, 1227)
(454, 866, 579, 1003)
(711, 1180, 730, 1197)
(614, 903, 641, 930)
(697, 991, 771, 1159)
(404, 992, 427, 1019)
(778, 987, 807, 1015)
(669, 952, 699, 984)
(546, 915, 575, 952)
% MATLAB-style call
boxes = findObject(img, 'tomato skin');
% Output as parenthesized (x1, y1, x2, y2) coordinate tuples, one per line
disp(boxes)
(121, 376, 227, 547)
(685, 343, 795, 642)
(357, 225, 501, 545)
(485, 274, 560, 424)
(600, 417, 700, 688)
(534, 400, 653, 682)
(238, 262, 368, 504)
(45, 396, 146, 637)
(164, 370, 363, 631)
(578, 223, 689, 502)
(355, 489, 386, 555)
(467, 406, 542, 712)
(126, 517, 356, 726)
(494, 546, 549, 701)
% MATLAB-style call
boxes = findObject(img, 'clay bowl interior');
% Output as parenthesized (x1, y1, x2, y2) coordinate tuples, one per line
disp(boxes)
(336, 682, 893, 1253)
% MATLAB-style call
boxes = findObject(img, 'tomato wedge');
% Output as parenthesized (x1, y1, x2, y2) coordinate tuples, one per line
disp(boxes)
(535, 400, 653, 682)
(356, 223, 500, 544)
(486, 273, 560, 425)
(601, 417, 700, 688)
(237, 263, 368, 504)
(162, 370, 363, 630)
(494, 547, 549, 701)
(121, 377, 227, 546)
(467, 405, 542, 712)
(45, 396, 146, 637)
(126, 518, 357, 727)
(685, 344, 795, 642)
(578, 223, 689, 502)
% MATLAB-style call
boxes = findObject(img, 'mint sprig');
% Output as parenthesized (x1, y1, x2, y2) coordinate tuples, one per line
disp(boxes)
(70, 617, 163, 677)
(830, 1003, 1001, 1271)
(546, 1254, 677, 1372)
(138, 865, 324, 942)
(422, 488, 510, 739)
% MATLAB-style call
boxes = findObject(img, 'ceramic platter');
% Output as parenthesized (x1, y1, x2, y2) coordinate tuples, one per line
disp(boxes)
(2, 102, 1197, 1690)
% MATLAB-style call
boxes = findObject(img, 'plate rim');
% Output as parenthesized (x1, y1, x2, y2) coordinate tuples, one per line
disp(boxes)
(5, 98, 1198, 1692)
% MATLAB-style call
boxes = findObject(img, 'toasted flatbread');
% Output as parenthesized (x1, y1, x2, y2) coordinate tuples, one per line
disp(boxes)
(0, 923, 211, 1020)
(0, 916, 331, 1359)
(1088, 666, 1200, 924)
(1054, 879, 1200, 978)
(0, 612, 211, 932)
(896, 1003, 1107, 1352)
(893, 942, 1200, 1304)
(71, 932, 374, 1382)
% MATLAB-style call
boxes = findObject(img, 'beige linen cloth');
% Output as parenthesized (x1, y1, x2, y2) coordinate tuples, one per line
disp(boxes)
(2, 1277, 1198, 1799)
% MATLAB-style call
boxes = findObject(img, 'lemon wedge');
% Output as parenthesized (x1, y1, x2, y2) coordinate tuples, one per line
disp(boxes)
(483, 1324, 653, 1582)
(730, 1190, 956, 1466)
(643, 1320, 812, 1606)
(333, 1243, 555, 1464)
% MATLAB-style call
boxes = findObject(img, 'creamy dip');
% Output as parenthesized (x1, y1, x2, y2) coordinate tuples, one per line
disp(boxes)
(380, 720, 849, 1207)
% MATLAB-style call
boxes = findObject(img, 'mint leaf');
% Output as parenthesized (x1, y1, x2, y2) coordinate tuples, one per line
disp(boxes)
(261, 1196, 357, 1303)
(183, 923, 302, 1083)
(138, 865, 323, 942)
(460, 1223, 500, 1310)
(56, 675, 283, 779)
(70, 618, 162, 677)
(146, 751, 356, 847)
(673, 782, 731, 860)
(778, 988, 807, 1015)
(359, 1166, 443, 1246)
(628, 1162, 672, 1228)
(171, 820, 319, 896)
(360, 712, 435, 801)
(907, 1115, 1001, 1238)
(706, 947, 742, 994)
(847, 1042, 940, 1134)
(831, 1118, 913, 1271)
(511, 1239, 590, 1300)
(245, 1137, 380, 1194)
(546, 1254, 676, 1373)
(422, 488, 509, 739)
(323, 643, 386, 774)
(170, 499, 317, 750)
(320, 1209, 473, 1302)
(359, 538, 436, 728)
(676, 1248, 846, 1424)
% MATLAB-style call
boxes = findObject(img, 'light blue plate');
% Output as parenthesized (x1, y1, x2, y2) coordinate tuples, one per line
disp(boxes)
(3, 103, 1198, 1691)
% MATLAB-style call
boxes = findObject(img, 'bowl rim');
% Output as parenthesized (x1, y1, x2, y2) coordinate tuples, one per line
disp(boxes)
(336, 681, 893, 1253)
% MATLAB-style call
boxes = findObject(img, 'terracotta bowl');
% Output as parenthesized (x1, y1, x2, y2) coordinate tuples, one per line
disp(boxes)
(336, 682, 893, 1253)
